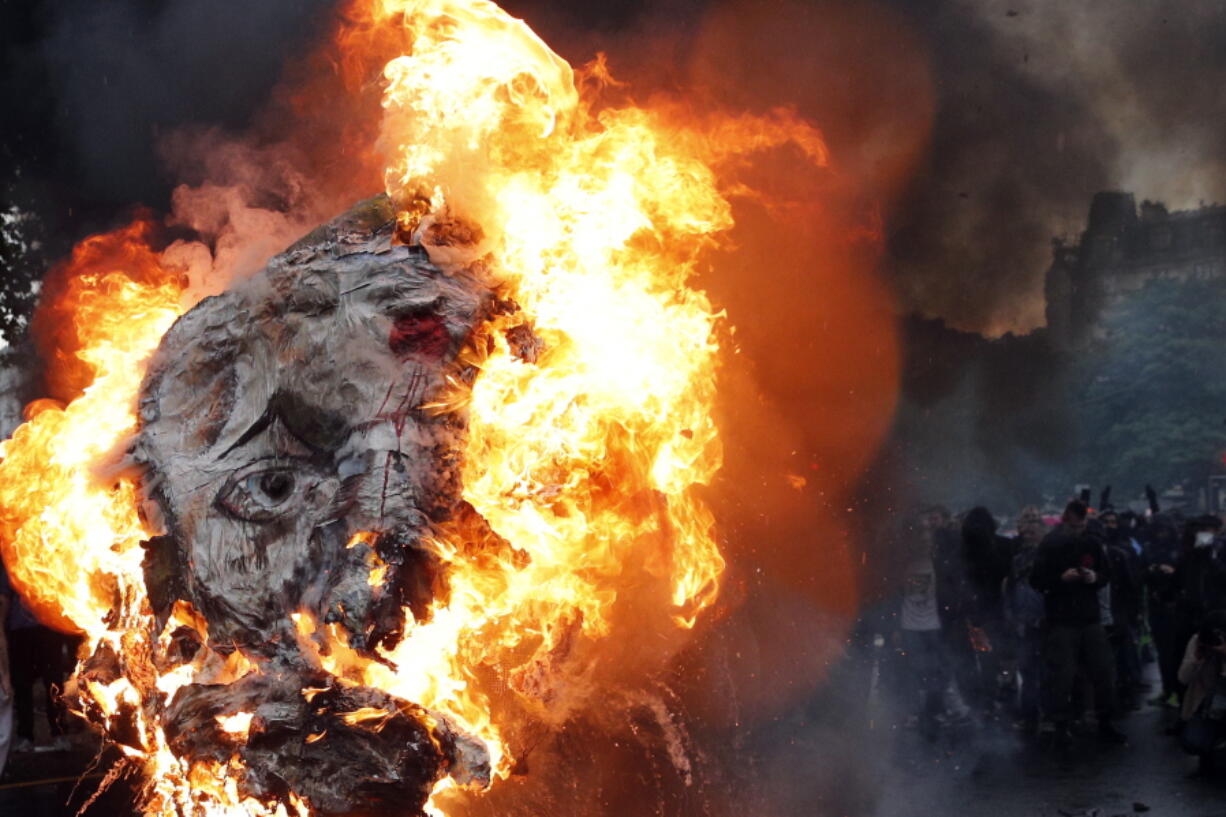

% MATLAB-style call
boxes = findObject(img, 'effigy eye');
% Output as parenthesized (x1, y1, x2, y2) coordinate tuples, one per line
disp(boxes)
(257, 471, 294, 503)
(217, 465, 306, 522)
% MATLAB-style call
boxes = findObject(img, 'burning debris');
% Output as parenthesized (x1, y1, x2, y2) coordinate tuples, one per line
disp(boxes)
(0, 0, 836, 814)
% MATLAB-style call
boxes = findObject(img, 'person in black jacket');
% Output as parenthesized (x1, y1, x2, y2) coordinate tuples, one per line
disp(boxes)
(1172, 515, 1226, 698)
(1144, 514, 1184, 704)
(1004, 506, 1049, 734)
(928, 506, 978, 719)
(1102, 509, 1144, 709)
(960, 506, 1012, 713)
(1031, 500, 1126, 745)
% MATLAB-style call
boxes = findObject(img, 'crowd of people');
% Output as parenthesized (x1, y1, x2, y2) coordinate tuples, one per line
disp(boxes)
(883, 494, 1226, 775)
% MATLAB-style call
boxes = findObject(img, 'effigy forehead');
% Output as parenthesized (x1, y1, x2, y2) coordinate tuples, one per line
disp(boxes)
(137, 196, 488, 465)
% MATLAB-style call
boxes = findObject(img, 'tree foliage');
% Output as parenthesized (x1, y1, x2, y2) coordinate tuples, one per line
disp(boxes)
(0, 191, 44, 347)
(1076, 275, 1226, 494)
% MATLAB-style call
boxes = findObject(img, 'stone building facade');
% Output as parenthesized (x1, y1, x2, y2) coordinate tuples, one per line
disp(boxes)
(1046, 192, 1226, 346)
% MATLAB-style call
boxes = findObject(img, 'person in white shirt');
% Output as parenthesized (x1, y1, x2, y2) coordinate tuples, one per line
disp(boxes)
(898, 514, 949, 740)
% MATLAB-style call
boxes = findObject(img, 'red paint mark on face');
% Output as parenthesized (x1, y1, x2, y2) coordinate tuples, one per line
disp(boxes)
(389, 313, 449, 360)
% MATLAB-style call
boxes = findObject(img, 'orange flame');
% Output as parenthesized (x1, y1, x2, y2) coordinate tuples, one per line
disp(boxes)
(0, 219, 184, 635)
(321, 3, 827, 811)
(0, 1, 831, 815)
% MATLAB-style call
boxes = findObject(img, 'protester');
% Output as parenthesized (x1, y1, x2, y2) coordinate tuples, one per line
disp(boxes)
(897, 512, 950, 740)
(1030, 500, 1127, 746)
(927, 505, 980, 723)
(877, 491, 1226, 784)
(959, 507, 1013, 714)
(1172, 515, 1226, 705)
(925, 505, 966, 622)
(1003, 505, 1048, 734)
(1177, 609, 1226, 776)
(1101, 508, 1145, 709)
(1144, 514, 1184, 705)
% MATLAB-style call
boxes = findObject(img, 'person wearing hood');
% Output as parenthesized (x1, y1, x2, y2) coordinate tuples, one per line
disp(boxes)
(1102, 508, 1144, 710)
(1145, 513, 1185, 705)
(959, 506, 1012, 714)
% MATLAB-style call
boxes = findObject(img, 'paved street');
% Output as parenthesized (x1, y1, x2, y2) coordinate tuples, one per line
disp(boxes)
(738, 654, 1226, 817)
(877, 692, 1226, 817)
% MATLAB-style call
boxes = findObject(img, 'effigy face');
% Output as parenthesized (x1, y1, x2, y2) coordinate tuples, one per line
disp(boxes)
(133, 197, 491, 815)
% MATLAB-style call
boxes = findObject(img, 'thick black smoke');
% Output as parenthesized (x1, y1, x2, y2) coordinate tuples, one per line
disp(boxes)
(881, 3, 1112, 336)
(882, 0, 1226, 336)
(4, 0, 333, 207)
(884, 316, 1073, 512)
(6, 1, 1226, 336)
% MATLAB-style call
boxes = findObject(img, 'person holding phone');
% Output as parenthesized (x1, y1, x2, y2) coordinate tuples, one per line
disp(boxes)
(1031, 500, 1126, 747)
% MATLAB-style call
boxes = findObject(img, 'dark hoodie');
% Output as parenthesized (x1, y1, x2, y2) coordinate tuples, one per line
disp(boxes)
(1175, 516, 1226, 621)
(1031, 524, 1111, 627)
(1102, 516, 1142, 628)
(961, 506, 1012, 624)
(1143, 514, 1182, 606)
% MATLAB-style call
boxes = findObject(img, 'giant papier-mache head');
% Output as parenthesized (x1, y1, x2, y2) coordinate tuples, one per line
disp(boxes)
(132, 196, 494, 815)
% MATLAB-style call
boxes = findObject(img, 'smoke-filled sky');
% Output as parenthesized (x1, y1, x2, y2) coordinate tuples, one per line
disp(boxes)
(3, 0, 1224, 335)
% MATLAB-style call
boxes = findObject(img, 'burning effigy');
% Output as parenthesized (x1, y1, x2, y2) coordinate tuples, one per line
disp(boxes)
(0, 0, 830, 815)
(132, 197, 494, 814)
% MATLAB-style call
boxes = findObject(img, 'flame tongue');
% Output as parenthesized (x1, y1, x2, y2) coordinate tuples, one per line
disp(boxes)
(337, 0, 743, 789)
(0, 219, 184, 635)
(346, 0, 823, 805)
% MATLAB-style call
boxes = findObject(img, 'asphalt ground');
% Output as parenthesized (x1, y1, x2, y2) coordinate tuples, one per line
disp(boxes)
(876, 677, 1226, 817)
